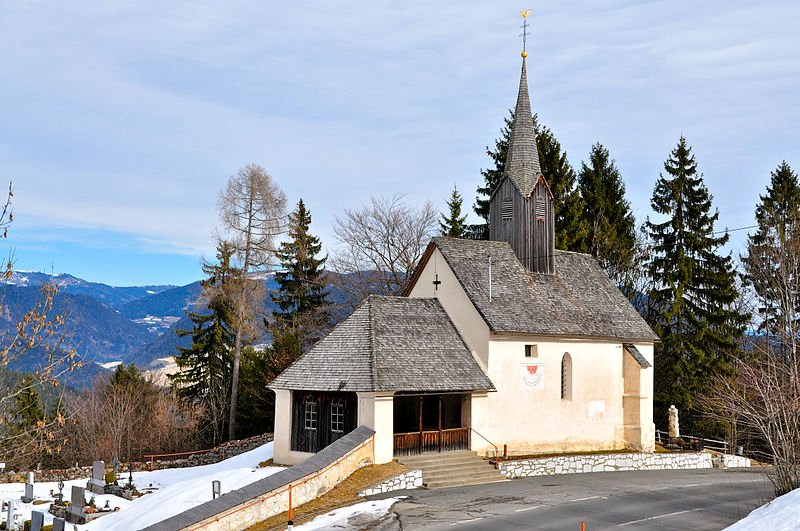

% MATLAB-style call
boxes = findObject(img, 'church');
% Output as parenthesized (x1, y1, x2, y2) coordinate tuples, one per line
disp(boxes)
(269, 50, 658, 466)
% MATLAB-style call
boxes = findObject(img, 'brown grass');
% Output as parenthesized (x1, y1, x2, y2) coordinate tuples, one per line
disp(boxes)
(501, 448, 637, 461)
(246, 461, 406, 531)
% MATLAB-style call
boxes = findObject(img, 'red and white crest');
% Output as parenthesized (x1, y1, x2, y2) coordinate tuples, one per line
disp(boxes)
(520, 363, 544, 388)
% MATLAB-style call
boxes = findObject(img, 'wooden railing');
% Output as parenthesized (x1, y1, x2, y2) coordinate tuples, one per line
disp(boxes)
(394, 427, 470, 456)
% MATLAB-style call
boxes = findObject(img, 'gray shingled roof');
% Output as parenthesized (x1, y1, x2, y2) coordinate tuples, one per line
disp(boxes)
(503, 57, 543, 196)
(269, 296, 494, 392)
(431, 237, 659, 342)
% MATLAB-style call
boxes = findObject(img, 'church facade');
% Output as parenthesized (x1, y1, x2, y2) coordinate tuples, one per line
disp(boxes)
(269, 55, 657, 466)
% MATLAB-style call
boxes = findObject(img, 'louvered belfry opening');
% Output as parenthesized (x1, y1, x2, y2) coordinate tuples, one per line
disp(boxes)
(488, 56, 556, 275)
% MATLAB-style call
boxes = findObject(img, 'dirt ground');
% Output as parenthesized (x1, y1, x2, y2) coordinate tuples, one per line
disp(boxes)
(246, 460, 406, 531)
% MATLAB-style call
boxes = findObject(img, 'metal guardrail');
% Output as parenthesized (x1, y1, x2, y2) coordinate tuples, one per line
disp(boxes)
(655, 429, 729, 453)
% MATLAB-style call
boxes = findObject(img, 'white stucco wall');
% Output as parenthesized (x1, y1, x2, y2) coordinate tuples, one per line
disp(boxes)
(357, 392, 395, 464)
(272, 389, 315, 466)
(408, 247, 655, 455)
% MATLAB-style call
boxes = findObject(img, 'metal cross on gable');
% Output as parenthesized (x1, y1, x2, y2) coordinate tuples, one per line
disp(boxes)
(520, 9, 532, 57)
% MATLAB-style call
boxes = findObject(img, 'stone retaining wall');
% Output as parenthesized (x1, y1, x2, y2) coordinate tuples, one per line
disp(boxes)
(143, 426, 375, 531)
(359, 469, 422, 497)
(719, 454, 752, 468)
(499, 452, 714, 479)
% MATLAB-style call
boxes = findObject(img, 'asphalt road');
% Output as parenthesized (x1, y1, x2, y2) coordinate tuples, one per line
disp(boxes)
(374, 468, 772, 530)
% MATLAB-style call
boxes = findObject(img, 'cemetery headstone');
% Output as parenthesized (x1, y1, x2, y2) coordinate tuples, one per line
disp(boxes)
(56, 479, 64, 504)
(68, 485, 85, 523)
(212, 480, 221, 500)
(6, 498, 15, 531)
(87, 460, 105, 494)
(22, 471, 34, 503)
(30, 510, 44, 531)
(52, 516, 66, 531)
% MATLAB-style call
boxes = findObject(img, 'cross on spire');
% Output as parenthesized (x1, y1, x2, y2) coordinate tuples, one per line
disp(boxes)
(520, 9, 532, 58)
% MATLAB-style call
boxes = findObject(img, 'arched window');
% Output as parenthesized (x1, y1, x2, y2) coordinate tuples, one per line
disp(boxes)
(561, 353, 572, 400)
(304, 395, 318, 430)
(331, 398, 345, 433)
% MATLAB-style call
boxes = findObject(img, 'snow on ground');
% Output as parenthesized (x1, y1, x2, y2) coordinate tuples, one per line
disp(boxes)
(294, 497, 402, 530)
(0, 442, 282, 531)
(98, 361, 123, 370)
(724, 487, 800, 531)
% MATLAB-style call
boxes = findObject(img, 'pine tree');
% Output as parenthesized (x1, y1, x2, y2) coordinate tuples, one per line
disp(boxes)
(472, 110, 586, 249)
(271, 199, 330, 362)
(646, 137, 746, 433)
(578, 143, 636, 282)
(170, 241, 238, 445)
(440, 185, 468, 237)
(742, 161, 800, 363)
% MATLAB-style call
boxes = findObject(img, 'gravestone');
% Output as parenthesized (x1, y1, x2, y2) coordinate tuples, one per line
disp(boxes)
(212, 480, 221, 500)
(30, 510, 44, 531)
(6, 499, 15, 531)
(22, 472, 34, 503)
(67, 485, 85, 524)
(87, 460, 105, 494)
(52, 517, 66, 531)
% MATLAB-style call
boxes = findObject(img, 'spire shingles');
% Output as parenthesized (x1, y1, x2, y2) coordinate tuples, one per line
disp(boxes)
(503, 57, 542, 196)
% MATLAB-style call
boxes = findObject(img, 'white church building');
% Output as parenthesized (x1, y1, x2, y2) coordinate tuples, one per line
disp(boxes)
(269, 54, 658, 466)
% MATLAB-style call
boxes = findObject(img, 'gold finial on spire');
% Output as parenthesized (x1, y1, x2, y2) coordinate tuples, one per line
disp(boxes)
(520, 9, 531, 58)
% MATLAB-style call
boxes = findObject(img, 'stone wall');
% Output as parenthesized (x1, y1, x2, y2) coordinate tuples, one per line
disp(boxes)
(358, 469, 422, 497)
(142, 426, 376, 531)
(499, 452, 714, 479)
(719, 454, 752, 468)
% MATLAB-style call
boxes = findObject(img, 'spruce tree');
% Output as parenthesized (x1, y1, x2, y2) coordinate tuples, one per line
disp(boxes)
(271, 199, 330, 363)
(471, 110, 513, 239)
(440, 185, 468, 237)
(646, 137, 746, 433)
(742, 161, 800, 362)
(473, 111, 586, 249)
(170, 241, 238, 445)
(578, 143, 636, 281)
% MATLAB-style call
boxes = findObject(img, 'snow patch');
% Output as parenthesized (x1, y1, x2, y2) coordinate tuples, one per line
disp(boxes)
(725, 487, 800, 531)
(98, 361, 122, 370)
(294, 497, 403, 530)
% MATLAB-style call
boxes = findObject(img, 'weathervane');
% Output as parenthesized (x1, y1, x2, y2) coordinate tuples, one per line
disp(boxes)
(519, 9, 532, 58)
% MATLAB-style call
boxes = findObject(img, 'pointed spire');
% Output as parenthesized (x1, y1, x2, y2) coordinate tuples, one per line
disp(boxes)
(504, 57, 543, 195)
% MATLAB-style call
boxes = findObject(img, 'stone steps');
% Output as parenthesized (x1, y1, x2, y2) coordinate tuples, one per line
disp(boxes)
(398, 451, 507, 489)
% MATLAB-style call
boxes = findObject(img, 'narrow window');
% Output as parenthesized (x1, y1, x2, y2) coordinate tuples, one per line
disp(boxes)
(331, 398, 344, 433)
(561, 353, 572, 400)
(525, 344, 538, 358)
(535, 196, 546, 222)
(502, 197, 513, 221)
(304, 395, 318, 430)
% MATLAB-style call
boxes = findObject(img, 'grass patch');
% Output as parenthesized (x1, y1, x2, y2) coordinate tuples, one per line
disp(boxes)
(500, 448, 636, 461)
(258, 459, 274, 468)
(246, 461, 406, 531)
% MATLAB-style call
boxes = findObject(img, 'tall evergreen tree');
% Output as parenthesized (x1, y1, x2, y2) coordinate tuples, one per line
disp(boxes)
(271, 199, 330, 362)
(646, 137, 746, 433)
(473, 111, 586, 249)
(170, 241, 238, 445)
(578, 143, 637, 282)
(742, 161, 800, 363)
(440, 185, 468, 237)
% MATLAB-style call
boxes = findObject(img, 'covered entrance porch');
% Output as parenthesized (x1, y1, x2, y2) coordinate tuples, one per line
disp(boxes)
(393, 392, 470, 456)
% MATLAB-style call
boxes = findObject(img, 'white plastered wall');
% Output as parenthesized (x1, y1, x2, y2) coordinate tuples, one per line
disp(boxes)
(357, 392, 394, 464)
(407, 246, 655, 455)
(272, 389, 314, 465)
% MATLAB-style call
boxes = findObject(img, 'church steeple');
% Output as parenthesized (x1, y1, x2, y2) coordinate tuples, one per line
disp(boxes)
(504, 57, 543, 196)
(488, 12, 556, 275)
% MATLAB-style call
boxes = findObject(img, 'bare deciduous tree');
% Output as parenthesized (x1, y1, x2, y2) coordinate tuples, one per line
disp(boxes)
(330, 194, 438, 304)
(217, 164, 286, 440)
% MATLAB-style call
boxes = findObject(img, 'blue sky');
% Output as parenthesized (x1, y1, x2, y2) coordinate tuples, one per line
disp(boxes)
(1, 1, 798, 286)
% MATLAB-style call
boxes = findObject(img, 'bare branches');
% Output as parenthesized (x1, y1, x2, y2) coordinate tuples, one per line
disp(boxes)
(329, 194, 438, 302)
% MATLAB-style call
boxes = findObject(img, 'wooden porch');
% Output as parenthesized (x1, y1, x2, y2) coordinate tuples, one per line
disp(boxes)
(393, 393, 470, 456)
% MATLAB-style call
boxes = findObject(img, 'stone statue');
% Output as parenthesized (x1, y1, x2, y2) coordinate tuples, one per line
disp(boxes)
(668, 404, 680, 441)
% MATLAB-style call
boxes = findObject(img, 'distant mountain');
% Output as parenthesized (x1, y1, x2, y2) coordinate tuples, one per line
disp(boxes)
(0, 285, 154, 368)
(4, 271, 175, 308)
(118, 282, 203, 334)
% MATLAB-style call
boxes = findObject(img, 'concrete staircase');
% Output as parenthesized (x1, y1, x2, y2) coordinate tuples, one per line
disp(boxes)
(398, 451, 508, 489)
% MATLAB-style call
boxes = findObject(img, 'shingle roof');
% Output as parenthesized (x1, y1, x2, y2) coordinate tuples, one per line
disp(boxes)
(430, 237, 659, 342)
(269, 296, 495, 392)
(503, 57, 543, 196)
